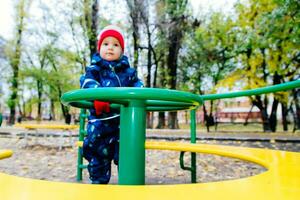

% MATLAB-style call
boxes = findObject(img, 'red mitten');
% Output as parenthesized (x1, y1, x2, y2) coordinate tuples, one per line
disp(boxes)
(94, 101, 110, 115)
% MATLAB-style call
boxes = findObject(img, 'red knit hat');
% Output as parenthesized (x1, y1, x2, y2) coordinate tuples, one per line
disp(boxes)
(97, 25, 125, 52)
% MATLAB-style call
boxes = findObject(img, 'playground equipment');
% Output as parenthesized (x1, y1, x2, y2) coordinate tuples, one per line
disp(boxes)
(14, 124, 78, 130)
(0, 113, 2, 127)
(0, 149, 12, 160)
(14, 124, 78, 149)
(73, 80, 300, 183)
(0, 80, 299, 200)
(1, 141, 300, 199)
(62, 87, 202, 184)
(75, 108, 198, 182)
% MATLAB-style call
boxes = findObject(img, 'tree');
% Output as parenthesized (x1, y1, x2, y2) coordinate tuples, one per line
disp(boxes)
(126, 0, 144, 69)
(163, 0, 189, 129)
(22, 48, 48, 120)
(179, 12, 236, 131)
(231, 0, 300, 132)
(6, 0, 32, 124)
(15, 0, 84, 121)
(81, 0, 99, 58)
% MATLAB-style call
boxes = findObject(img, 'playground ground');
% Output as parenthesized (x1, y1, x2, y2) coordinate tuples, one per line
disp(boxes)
(0, 124, 299, 184)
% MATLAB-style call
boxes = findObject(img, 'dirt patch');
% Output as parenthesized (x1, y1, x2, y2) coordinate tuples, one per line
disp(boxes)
(0, 137, 265, 184)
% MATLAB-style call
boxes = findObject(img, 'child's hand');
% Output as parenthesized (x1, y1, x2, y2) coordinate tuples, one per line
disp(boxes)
(94, 101, 110, 115)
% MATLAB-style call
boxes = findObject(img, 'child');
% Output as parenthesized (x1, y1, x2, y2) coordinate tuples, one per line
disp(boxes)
(80, 25, 143, 184)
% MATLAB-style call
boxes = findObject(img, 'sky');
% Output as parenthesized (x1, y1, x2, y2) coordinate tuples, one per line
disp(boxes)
(0, 0, 238, 40)
(0, 0, 14, 39)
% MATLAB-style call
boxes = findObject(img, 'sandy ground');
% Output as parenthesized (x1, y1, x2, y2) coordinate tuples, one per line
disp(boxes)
(0, 134, 270, 185)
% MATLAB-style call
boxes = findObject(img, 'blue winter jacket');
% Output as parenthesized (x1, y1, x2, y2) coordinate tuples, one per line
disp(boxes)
(80, 53, 143, 118)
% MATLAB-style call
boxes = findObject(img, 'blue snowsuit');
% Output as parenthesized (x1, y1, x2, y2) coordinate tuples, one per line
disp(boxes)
(80, 53, 143, 184)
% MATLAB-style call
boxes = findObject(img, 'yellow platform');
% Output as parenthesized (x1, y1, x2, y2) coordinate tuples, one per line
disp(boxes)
(14, 123, 78, 130)
(1, 141, 300, 200)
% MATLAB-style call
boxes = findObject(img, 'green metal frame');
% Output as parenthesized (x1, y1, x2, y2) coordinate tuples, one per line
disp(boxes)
(179, 109, 197, 183)
(0, 113, 2, 127)
(62, 80, 300, 185)
(62, 88, 202, 185)
(179, 80, 300, 183)
(76, 109, 87, 181)
(202, 80, 300, 101)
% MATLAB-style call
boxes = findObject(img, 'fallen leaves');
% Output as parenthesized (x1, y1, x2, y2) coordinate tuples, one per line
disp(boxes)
(0, 137, 299, 184)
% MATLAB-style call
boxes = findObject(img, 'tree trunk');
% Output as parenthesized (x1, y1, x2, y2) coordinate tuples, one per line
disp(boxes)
(132, 22, 139, 69)
(58, 87, 69, 120)
(253, 96, 272, 132)
(244, 104, 254, 126)
(28, 99, 32, 119)
(90, 0, 98, 54)
(293, 89, 300, 130)
(8, 75, 17, 125)
(290, 102, 299, 132)
(168, 112, 179, 129)
(83, 0, 98, 57)
(269, 98, 279, 132)
(202, 104, 210, 132)
(156, 112, 166, 129)
(146, 29, 152, 87)
(21, 96, 26, 118)
(49, 63, 69, 121)
(50, 98, 55, 120)
(154, 56, 166, 129)
(281, 102, 288, 131)
(146, 112, 153, 128)
(126, 0, 142, 69)
(165, 1, 187, 129)
(269, 72, 282, 132)
(166, 34, 180, 129)
(261, 108, 272, 132)
(8, 0, 27, 125)
(185, 111, 188, 124)
(37, 80, 43, 120)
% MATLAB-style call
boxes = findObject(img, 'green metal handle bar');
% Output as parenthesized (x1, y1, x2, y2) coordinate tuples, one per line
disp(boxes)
(61, 87, 202, 185)
(179, 109, 197, 183)
(62, 87, 202, 110)
(69, 100, 194, 111)
(180, 151, 196, 169)
(202, 79, 300, 101)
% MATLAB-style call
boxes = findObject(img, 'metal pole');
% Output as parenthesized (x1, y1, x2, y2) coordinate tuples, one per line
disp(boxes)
(119, 100, 146, 185)
(0, 113, 2, 127)
(77, 109, 86, 181)
(190, 109, 197, 183)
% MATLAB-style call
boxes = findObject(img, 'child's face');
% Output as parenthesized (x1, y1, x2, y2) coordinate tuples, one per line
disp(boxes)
(99, 36, 123, 61)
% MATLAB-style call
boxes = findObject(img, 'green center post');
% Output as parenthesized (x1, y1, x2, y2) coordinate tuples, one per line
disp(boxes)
(119, 100, 146, 185)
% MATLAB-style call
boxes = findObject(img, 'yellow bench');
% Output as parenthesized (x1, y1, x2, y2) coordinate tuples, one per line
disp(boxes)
(1, 141, 300, 200)
(15, 124, 78, 129)
(14, 124, 79, 149)
(0, 150, 13, 160)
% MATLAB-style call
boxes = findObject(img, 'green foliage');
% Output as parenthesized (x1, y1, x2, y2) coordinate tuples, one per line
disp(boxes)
(177, 0, 299, 131)
(233, 0, 299, 84)
(179, 12, 236, 94)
